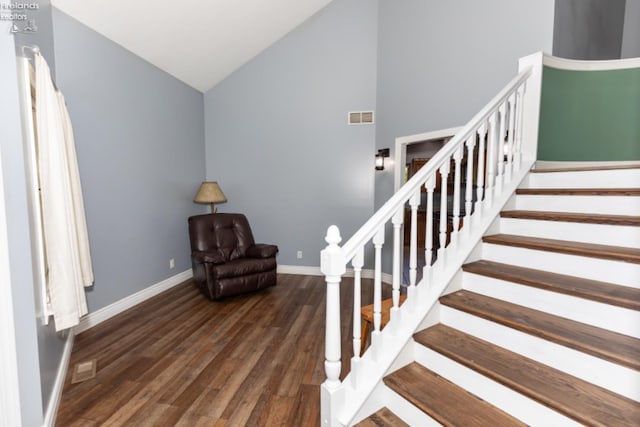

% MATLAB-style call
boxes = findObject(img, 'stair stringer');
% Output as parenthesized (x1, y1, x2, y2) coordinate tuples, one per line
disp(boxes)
(340, 162, 534, 426)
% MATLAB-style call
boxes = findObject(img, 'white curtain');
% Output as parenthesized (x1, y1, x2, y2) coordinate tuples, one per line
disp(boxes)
(34, 52, 93, 331)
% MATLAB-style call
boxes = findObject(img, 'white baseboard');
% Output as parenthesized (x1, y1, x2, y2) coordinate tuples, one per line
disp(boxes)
(74, 269, 192, 334)
(277, 264, 322, 276)
(43, 331, 74, 427)
(278, 264, 393, 285)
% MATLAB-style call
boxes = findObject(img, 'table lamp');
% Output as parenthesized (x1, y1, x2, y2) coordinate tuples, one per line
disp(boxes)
(194, 181, 227, 213)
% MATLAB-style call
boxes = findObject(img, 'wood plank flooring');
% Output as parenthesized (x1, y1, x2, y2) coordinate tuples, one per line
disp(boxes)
(57, 274, 386, 426)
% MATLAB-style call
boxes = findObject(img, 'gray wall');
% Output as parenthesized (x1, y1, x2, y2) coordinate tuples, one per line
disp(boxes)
(553, 0, 627, 60)
(623, 0, 640, 58)
(375, 0, 555, 207)
(51, 9, 206, 312)
(1, 31, 44, 427)
(204, 0, 378, 266)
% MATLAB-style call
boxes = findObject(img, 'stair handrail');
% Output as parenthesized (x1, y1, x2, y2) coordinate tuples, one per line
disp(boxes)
(320, 52, 545, 426)
(341, 66, 532, 262)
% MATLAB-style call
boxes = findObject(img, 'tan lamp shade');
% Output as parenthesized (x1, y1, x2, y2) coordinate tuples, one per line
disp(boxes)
(194, 181, 227, 213)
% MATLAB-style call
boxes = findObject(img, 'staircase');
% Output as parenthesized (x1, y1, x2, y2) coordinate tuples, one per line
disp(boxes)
(359, 165, 640, 426)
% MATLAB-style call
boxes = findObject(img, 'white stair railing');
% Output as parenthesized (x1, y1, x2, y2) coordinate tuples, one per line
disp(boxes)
(320, 52, 544, 426)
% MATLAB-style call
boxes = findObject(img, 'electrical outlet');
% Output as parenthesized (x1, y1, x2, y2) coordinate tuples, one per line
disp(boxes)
(297, 251, 303, 259)
(169, 258, 175, 269)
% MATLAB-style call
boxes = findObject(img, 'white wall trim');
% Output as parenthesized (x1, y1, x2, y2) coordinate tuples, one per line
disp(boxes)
(394, 126, 463, 192)
(535, 160, 640, 169)
(42, 332, 73, 427)
(74, 269, 192, 334)
(278, 264, 393, 285)
(543, 53, 640, 70)
(0, 141, 22, 427)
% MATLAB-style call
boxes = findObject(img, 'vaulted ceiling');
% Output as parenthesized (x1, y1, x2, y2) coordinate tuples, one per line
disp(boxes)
(51, 0, 334, 92)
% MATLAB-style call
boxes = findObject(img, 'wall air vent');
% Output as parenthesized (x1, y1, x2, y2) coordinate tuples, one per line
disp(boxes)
(348, 111, 375, 125)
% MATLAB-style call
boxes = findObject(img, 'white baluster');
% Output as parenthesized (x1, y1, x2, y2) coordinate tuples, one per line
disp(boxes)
(515, 83, 526, 171)
(409, 189, 420, 288)
(451, 145, 463, 246)
(423, 175, 435, 276)
(351, 247, 364, 361)
(506, 93, 516, 182)
(464, 135, 476, 228)
(320, 225, 345, 391)
(391, 208, 403, 312)
(475, 126, 486, 215)
(496, 103, 507, 195)
(438, 161, 450, 262)
(372, 227, 384, 352)
(486, 113, 497, 206)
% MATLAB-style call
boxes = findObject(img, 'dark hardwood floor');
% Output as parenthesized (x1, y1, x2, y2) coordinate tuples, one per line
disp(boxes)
(56, 274, 385, 426)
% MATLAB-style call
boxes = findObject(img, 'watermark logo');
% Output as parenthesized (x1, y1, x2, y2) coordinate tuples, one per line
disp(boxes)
(2, 1, 39, 33)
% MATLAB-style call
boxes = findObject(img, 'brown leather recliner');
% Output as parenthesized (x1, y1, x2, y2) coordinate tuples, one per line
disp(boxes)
(188, 213, 278, 300)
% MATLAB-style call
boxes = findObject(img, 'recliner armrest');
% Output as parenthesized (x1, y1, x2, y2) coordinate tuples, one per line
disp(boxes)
(192, 250, 226, 264)
(246, 244, 278, 259)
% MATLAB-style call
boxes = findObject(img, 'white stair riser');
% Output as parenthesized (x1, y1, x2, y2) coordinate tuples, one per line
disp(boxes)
(481, 243, 640, 288)
(440, 306, 640, 401)
(525, 169, 640, 188)
(381, 385, 441, 427)
(413, 345, 582, 427)
(462, 272, 640, 338)
(499, 217, 640, 249)
(514, 195, 640, 215)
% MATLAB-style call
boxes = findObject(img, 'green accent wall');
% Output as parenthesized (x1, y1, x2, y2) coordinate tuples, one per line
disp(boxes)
(538, 66, 640, 161)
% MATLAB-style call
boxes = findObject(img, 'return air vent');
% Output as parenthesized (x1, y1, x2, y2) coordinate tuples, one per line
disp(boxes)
(348, 111, 375, 125)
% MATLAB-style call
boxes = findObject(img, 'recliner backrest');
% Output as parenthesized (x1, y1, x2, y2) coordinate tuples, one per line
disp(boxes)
(188, 213, 256, 261)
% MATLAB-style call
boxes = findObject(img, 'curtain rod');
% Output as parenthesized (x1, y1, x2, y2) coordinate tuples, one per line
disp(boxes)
(21, 44, 40, 56)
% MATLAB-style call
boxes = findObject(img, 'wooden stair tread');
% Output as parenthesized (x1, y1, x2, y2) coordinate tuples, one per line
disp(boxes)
(462, 260, 640, 311)
(516, 188, 640, 196)
(440, 290, 640, 370)
(354, 407, 408, 427)
(501, 210, 640, 226)
(483, 233, 640, 264)
(384, 363, 525, 427)
(530, 164, 640, 173)
(415, 325, 640, 427)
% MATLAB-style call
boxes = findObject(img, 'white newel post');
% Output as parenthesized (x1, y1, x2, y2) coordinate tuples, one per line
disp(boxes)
(321, 226, 346, 427)
(518, 52, 544, 163)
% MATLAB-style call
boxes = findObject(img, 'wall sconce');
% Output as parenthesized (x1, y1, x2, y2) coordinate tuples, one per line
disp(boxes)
(375, 148, 390, 171)
(194, 181, 227, 213)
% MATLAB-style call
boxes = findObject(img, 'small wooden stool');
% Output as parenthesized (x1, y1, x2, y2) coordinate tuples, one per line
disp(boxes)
(360, 294, 407, 356)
